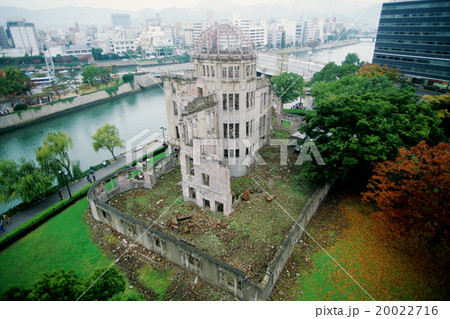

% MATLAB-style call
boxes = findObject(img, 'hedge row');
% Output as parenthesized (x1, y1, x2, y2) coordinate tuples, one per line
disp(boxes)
(282, 109, 316, 116)
(0, 184, 92, 250)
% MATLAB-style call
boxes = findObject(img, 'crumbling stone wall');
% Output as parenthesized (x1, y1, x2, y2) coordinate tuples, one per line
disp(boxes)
(272, 113, 304, 133)
(88, 154, 333, 300)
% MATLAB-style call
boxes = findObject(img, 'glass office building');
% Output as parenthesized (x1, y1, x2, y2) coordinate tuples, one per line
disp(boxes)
(373, 0, 450, 89)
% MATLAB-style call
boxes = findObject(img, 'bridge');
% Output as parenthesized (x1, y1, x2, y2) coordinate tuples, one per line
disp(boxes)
(129, 57, 327, 81)
(256, 54, 325, 79)
(118, 63, 195, 78)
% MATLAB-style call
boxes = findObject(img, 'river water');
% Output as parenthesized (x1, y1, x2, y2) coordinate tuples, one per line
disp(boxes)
(292, 41, 375, 65)
(0, 41, 374, 214)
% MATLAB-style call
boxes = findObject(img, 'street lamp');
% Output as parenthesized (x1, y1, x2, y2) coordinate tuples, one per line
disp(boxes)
(59, 170, 72, 198)
(160, 126, 167, 146)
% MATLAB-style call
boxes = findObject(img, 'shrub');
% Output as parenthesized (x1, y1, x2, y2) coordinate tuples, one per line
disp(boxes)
(282, 108, 316, 116)
(105, 85, 119, 97)
(122, 73, 134, 83)
(14, 104, 27, 111)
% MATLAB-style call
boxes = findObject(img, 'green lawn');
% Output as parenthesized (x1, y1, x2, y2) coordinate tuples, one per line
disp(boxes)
(0, 198, 115, 295)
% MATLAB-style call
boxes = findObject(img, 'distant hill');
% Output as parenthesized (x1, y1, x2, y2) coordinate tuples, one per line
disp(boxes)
(0, 2, 381, 29)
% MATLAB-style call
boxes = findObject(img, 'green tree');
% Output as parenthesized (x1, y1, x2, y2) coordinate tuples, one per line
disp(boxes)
(1, 267, 126, 301)
(0, 286, 32, 301)
(98, 67, 112, 87)
(79, 267, 126, 301)
(342, 53, 360, 65)
(91, 47, 104, 61)
(92, 123, 124, 160)
(122, 73, 134, 83)
(300, 75, 444, 181)
(0, 66, 31, 107)
(28, 269, 83, 301)
(309, 62, 358, 85)
(46, 80, 68, 100)
(81, 65, 101, 88)
(423, 93, 450, 137)
(306, 39, 320, 51)
(136, 46, 143, 56)
(36, 131, 74, 180)
(270, 72, 305, 104)
(0, 159, 53, 204)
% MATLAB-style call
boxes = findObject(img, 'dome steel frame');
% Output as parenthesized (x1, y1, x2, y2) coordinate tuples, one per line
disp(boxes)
(194, 24, 255, 57)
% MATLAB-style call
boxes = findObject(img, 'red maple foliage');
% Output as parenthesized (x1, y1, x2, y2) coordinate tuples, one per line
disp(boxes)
(362, 141, 450, 246)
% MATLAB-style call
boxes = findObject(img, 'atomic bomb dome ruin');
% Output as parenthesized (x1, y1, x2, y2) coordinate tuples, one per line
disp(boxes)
(162, 24, 273, 216)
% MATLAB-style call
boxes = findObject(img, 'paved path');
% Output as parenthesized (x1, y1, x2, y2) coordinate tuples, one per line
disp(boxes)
(0, 141, 163, 238)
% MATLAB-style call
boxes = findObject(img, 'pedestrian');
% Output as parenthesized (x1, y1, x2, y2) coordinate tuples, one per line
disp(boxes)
(58, 190, 64, 201)
(92, 174, 96, 182)
(102, 160, 107, 168)
(2, 214, 10, 225)
(0, 221, 5, 233)
(86, 173, 92, 183)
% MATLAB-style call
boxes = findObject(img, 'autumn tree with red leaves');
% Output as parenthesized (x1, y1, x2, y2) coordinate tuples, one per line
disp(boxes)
(362, 141, 450, 246)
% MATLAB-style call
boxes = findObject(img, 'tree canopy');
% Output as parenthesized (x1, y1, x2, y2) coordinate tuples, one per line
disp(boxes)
(342, 53, 360, 65)
(308, 62, 358, 85)
(81, 65, 111, 88)
(423, 93, 450, 138)
(0, 66, 31, 107)
(362, 141, 450, 247)
(36, 131, 74, 180)
(357, 63, 402, 83)
(270, 72, 305, 104)
(79, 267, 126, 301)
(300, 74, 444, 181)
(0, 158, 53, 204)
(92, 123, 124, 160)
(1, 268, 125, 301)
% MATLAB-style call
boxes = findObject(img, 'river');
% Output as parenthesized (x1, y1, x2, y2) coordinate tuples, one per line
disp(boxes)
(292, 41, 375, 65)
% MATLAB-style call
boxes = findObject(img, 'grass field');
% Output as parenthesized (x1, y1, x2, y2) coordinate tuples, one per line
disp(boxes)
(0, 198, 140, 299)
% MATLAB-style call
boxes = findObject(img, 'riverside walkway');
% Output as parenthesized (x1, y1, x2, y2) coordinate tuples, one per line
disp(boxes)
(0, 141, 163, 238)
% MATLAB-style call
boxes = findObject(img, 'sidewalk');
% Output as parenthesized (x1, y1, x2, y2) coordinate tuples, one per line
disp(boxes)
(0, 141, 163, 238)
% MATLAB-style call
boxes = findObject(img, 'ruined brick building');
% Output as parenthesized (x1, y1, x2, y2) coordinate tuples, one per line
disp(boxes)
(163, 24, 273, 216)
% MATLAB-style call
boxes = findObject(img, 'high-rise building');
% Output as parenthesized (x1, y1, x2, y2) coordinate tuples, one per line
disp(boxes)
(6, 20, 40, 55)
(111, 14, 131, 29)
(0, 26, 10, 48)
(372, 0, 450, 86)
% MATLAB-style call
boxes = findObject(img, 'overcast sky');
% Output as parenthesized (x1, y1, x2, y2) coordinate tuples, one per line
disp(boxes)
(0, 0, 379, 11)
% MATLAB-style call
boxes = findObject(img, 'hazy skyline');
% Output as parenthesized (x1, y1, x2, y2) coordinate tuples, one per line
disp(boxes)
(0, 0, 379, 12)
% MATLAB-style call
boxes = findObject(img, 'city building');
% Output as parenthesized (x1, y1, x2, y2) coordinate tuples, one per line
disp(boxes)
(0, 26, 10, 48)
(233, 13, 267, 47)
(162, 24, 272, 216)
(6, 20, 40, 55)
(109, 38, 136, 55)
(111, 14, 131, 29)
(60, 43, 98, 56)
(373, 0, 450, 87)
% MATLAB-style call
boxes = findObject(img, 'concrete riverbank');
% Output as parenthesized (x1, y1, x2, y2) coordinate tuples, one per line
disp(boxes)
(0, 74, 162, 134)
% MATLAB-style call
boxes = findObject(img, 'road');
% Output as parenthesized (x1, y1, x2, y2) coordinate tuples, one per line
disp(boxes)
(257, 54, 325, 79)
